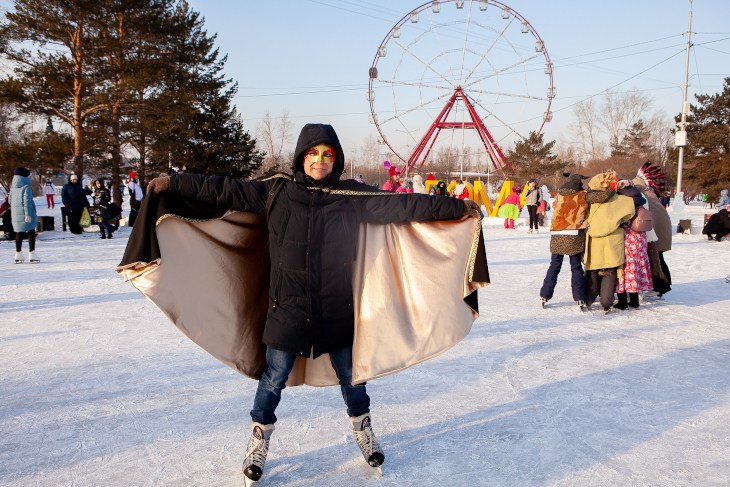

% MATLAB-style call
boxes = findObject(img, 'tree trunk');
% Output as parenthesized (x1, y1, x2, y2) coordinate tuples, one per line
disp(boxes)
(138, 135, 146, 189)
(111, 103, 122, 204)
(72, 23, 85, 179)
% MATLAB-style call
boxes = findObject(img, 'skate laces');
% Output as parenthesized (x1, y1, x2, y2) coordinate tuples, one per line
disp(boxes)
(243, 426, 270, 470)
(353, 416, 383, 460)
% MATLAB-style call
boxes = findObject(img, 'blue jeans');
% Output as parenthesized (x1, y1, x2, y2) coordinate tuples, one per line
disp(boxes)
(540, 253, 586, 302)
(250, 346, 370, 425)
(97, 221, 113, 237)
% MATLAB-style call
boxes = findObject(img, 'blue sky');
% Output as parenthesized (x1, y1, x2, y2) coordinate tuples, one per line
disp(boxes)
(183, 0, 729, 157)
(2, 0, 728, 161)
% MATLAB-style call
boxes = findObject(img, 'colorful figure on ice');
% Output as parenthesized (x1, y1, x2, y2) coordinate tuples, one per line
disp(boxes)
(613, 180, 652, 310)
(631, 163, 673, 298)
(120, 123, 488, 486)
(498, 187, 522, 229)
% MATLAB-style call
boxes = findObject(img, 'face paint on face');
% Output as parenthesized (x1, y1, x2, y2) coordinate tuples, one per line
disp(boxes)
(303, 143, 336, 180)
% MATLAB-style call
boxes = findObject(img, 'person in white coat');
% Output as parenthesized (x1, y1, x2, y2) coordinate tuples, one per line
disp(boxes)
(127, 172, 144, 227)
(42, 178, 56, 208)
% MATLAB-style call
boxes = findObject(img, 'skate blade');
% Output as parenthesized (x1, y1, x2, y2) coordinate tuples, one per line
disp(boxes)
(244, 476, 258, 487)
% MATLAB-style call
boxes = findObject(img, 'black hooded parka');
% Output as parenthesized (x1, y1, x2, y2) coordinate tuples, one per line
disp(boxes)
(169, 124, 465, 358)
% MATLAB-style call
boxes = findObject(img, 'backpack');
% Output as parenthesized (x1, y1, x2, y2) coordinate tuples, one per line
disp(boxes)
(265, 177, 288, 222)
(630, 206, 652, 232)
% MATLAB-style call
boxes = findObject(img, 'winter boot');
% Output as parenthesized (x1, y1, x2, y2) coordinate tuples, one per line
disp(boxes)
(28, 251, 40, 264)
(628, 292, 640, 309)
(614, 292, 628, 310)
(540, 297, 548, 308)
(576, 300, 586, 311)
(242, 422, 275, 485)
(350, 413, 384, 468)
(14, 251, 25, 264)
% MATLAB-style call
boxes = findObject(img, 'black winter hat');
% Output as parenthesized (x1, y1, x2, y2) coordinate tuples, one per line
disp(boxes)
(560, 172, 588, 191)
(13, 167, 30, 177)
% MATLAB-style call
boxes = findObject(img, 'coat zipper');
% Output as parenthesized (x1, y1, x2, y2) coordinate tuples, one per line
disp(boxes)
(273, 262, 282, 311)
(305, 191, 313, 330)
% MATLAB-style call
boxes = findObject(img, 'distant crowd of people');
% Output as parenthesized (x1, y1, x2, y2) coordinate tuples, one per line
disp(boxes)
(4, 168, 149, 263)
(5, 163, 729, 291)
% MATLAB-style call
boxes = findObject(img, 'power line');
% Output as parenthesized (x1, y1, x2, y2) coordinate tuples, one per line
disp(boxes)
(233, 87, 363, 98)
(547, 49, 688, 117)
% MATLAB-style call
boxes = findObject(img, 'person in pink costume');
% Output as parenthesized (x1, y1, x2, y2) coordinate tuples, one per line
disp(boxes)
(382, 162, 407, 192)
(498, 188, 522, 229)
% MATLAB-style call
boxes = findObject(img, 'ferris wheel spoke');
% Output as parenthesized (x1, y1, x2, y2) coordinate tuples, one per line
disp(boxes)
(458, 1, 473, 85)
(425, 9, 458, 85)
(472, 98, 525, 140)
(379, 91, 453, 125)
(374, 79, 452, 91)
(393, 39, 454, 88)
(462, 53, 543, 89)
(462, 18, 514, 86)
(464, 88, 546, 101)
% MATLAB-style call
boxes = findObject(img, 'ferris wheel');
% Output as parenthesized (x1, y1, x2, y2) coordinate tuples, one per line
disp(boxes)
(367, 0, 554, 178)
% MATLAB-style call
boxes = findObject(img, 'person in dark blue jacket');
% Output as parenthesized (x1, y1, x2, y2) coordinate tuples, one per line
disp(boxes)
(61, 174, 89, 234)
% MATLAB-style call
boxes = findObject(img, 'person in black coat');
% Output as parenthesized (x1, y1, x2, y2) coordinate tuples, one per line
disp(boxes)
(660, 192, 671, 208)
(61, 174, 90, 234)
(703, 209, 730, 241)
(146, 123, 481, 484)
(92, 179, 114, 239)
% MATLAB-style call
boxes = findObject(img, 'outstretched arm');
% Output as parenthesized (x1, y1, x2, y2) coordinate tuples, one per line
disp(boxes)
(360, 193, 470, 225)
(149, 173, 269, 215)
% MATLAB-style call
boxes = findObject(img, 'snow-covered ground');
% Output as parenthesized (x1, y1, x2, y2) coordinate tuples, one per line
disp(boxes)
(1, 198, 729, 486)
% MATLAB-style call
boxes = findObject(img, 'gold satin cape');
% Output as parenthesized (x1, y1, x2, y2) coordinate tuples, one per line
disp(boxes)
(116, 203, 489, 387)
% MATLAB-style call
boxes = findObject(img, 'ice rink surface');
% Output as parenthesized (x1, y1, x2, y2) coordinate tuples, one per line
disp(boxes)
(1, 199, 729, 486)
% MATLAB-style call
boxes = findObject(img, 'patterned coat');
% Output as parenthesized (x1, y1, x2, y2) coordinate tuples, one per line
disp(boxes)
(549, 188, 614, 256)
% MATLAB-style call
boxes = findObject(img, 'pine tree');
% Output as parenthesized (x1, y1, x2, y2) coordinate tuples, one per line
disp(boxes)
(92, 0, 176, 203)
(674, 77, 730, 200)
(0, 0, 105, 180)
(506, 131, 567, 181)
(612, 119, 651, 158)
(124, 1, 262, 182)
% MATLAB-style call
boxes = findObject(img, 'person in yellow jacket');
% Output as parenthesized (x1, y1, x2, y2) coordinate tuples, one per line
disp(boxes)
(583, 171, 635, 312)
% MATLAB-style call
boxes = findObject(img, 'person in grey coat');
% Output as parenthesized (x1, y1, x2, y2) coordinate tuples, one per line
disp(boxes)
(10, 167, 39, 263)
(524, 179, 543, 233)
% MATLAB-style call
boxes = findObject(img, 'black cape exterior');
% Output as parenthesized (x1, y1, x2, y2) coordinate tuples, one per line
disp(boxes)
(117, 178, 490, 387)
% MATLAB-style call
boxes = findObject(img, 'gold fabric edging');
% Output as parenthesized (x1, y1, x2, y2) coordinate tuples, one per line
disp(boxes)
(117, 210, 485, 387)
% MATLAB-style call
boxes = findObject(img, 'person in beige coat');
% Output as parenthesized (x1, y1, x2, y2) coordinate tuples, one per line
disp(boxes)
(583, 171, 636, 312)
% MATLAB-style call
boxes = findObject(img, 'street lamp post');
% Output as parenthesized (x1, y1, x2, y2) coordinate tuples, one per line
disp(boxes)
(675, 0, 693, 195)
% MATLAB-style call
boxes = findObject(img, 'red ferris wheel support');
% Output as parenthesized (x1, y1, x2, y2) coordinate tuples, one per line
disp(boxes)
(405, 87, 513, 179)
